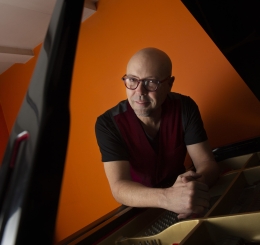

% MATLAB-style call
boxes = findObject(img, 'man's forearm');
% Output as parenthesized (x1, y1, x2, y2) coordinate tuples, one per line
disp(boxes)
(104, 161, 211, 215)
(111, 179, 166, 209)
(195, 160, 220, 187)
(110, 174, 210, 216)
(187, 141, 220, 187)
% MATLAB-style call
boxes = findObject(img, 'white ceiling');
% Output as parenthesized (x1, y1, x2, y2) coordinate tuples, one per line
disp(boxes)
(0, 0, 98, 75)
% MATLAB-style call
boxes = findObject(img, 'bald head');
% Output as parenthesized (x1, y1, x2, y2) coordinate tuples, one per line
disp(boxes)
(127, 48, 172, 79)
(125, 48, 174, 118)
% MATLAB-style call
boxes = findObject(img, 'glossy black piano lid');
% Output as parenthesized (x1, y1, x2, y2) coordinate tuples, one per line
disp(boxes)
(181, 0, 260, 101)
(0, 1, 84, 244)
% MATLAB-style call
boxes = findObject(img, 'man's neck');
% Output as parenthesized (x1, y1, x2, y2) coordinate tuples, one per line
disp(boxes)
(137, 109, 161, 138)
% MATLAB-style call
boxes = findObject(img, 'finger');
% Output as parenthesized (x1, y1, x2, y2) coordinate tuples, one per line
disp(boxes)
(191, 205, 209, 215)
(193, 194, 210, 208)
(180, 189, 210, 211)
(195, 190, 211, 206)
(199, 190, 211, 201)
(177, 212, 192, 220)
(187, 180, 209, 192)
(177, 204, 208, 220)
(181, 176, 193, 183)
(181, 170, 202, 179)
(176, 171, 201, 185)
(181, 175, 198, 183)
(174, 175, 189, 186)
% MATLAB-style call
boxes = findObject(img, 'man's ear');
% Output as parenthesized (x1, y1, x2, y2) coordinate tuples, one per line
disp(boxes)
(168, 76, 175, 89)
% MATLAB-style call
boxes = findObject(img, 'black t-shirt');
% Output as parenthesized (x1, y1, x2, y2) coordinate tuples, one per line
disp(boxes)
(95, 92, 207, 162)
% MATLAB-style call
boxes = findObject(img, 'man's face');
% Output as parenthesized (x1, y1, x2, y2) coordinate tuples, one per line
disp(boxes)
(126, 56, 172, 118)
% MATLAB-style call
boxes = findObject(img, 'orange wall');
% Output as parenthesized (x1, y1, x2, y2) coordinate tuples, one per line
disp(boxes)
(0, 0, 260, 243)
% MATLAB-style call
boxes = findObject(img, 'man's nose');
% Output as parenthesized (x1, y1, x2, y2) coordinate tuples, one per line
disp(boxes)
(135, 81, 147, 94)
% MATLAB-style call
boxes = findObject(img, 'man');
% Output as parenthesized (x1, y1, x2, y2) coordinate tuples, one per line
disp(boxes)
(95, 47, 219, 219)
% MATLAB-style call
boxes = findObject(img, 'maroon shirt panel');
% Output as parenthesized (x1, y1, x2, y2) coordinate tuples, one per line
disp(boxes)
(114, 97, 186, 187)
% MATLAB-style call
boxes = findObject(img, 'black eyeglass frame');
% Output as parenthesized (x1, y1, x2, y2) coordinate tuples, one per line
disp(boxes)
(121, 74, 173, 92)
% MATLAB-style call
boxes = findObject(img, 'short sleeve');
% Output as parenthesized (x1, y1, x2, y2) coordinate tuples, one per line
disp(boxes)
(95, 112, 129, 162)
(181, 96, 208, 145)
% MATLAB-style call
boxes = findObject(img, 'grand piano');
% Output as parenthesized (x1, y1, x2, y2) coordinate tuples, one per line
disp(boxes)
(0, 0, 259, 244)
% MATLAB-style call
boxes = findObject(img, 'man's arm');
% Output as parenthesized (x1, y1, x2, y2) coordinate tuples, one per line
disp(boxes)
(104, 160, 210, 216)
(187, 140, 220, 187)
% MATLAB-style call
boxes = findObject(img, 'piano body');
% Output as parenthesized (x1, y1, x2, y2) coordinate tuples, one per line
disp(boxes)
(0, 0, 260, 244)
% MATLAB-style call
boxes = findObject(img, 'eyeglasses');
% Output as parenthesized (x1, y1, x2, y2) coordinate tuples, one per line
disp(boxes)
(121, 74, 171, 92)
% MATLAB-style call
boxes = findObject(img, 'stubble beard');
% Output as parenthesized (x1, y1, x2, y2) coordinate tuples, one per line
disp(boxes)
(133, 108, 152, 117)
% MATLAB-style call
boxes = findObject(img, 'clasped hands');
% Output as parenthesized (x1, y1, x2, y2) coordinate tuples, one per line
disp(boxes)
(163, 171, 210, 219)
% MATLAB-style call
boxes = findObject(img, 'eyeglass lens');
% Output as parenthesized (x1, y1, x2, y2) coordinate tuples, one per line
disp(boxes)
(124, 77, 158, 91)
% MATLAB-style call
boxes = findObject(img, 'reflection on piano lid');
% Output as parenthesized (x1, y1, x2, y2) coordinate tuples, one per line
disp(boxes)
(181, 0, 260, 101)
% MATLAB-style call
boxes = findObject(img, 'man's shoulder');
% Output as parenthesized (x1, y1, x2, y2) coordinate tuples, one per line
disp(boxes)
(167, 92, 194, 104)
(97, 99, 128, 120)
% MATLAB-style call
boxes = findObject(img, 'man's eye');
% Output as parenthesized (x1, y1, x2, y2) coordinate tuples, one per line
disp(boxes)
(144, 80, 157, 84)
(128, 78, 137, 82)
